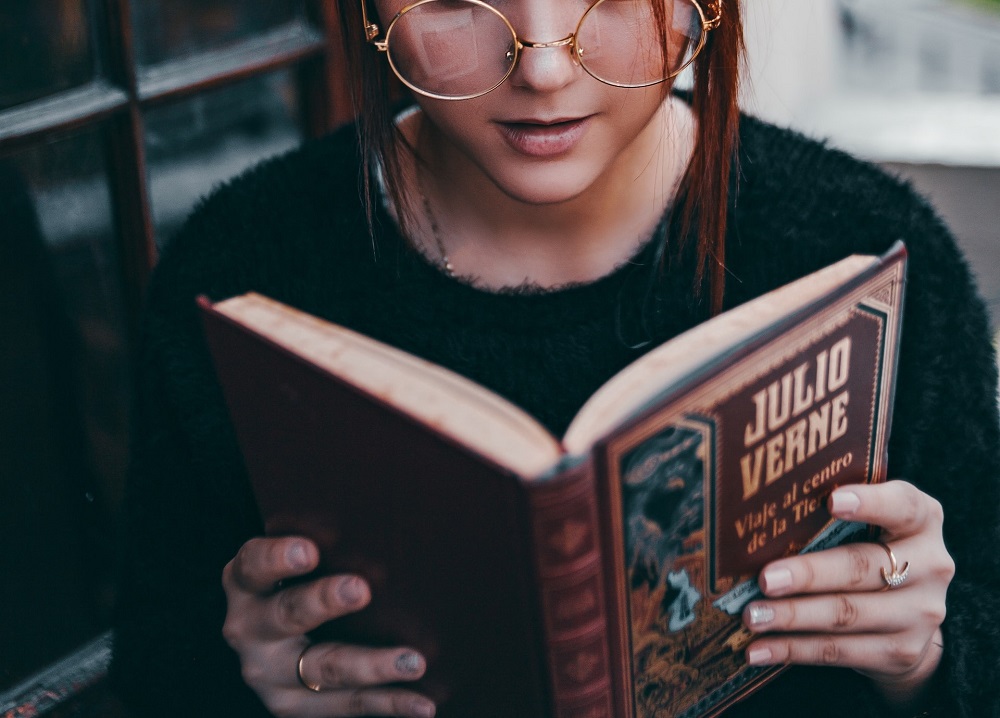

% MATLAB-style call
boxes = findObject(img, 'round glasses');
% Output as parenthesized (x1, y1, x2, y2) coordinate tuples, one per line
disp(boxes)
(362, 0, 722, 100)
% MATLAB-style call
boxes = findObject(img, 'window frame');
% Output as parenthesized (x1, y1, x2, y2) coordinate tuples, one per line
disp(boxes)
(0, 0, 353, 713)
(0, 0, 352, 341)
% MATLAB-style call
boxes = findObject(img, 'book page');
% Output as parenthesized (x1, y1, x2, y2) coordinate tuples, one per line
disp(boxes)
(213, 294, 564, 478)
(563, 255, 877, 455)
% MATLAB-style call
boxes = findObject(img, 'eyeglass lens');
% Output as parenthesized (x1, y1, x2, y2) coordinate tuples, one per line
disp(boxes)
(385, 0, 705, 99)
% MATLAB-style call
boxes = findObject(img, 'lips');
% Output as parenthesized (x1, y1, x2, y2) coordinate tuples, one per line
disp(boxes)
(496, 116, 592, 158)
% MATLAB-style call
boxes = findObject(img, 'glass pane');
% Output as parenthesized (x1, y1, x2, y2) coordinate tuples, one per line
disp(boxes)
(838, 0, 1000, 95)
(0, 128, 128, 689)
(145, 70, 303, 245)
(133, 0, 303, 66)
(0, 0, 98, 110)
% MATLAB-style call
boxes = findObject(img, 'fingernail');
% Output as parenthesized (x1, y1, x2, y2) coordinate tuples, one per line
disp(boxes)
(746, 604, 775, 627)
(410, 700, 435, 718)
(396, 651, 424, 676)
(337, 576, 367, 605)
(761, 567, 793, 594)
(829, 489, 861, 516)
(287, 542, 309, 569)
(747, 646, 773, 666)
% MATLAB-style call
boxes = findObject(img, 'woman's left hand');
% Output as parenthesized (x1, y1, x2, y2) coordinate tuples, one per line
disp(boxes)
(742, 480, 955, 709)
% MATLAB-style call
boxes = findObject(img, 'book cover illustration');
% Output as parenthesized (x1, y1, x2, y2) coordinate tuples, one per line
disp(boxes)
(603, 275, 901, 718)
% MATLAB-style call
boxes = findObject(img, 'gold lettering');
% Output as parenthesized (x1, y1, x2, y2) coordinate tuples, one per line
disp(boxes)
(784, 418, 807, 469)
(815, 350, 828, 401)
(828, 337, 851, 391)
(792, 363, 814, 416)
(740, 446, 765, 500)
(745, 389, 767, 446)
(830, 390, 849, 441)
(765, 434, 785, 486)
(807, 403, 830, 455)
(767, 374, 793, 431)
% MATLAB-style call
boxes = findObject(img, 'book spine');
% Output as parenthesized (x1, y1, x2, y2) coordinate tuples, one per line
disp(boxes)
(527, 460, 618, 718)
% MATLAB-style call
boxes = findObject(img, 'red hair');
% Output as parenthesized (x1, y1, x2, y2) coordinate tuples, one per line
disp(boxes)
(336, 0, 743, 313)
(681, 0, 743, 314)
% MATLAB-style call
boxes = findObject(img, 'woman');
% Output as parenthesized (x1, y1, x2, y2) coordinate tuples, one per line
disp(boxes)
(111, 0, 1000, 716)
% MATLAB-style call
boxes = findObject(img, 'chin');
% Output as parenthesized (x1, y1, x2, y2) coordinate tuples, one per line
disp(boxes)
(486, 158, 610, 206)
(499, 183, 591, 206)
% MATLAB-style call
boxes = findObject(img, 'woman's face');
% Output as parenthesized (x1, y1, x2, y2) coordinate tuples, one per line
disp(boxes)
(377, 0, 678, 206)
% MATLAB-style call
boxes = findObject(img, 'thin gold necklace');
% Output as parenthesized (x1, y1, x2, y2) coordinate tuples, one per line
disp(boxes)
(418, 187, 456, 278)
(413, 118, 456, 278)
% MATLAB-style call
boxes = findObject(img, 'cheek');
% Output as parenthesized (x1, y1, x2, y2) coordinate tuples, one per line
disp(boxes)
(603, 86, 669, 135)
(415, 97, 492, 148)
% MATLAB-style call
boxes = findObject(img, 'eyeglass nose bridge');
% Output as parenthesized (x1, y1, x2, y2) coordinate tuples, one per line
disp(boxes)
(509, 34, 580, 66)
(520, 34, 574, 50)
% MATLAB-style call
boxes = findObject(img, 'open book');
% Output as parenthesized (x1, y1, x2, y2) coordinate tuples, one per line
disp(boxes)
(200, 242, 906, 718)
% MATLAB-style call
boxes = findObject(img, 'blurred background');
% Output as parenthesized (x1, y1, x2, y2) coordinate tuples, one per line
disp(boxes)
(742, 0, 1000, 328)
(0, 0, 997, 715)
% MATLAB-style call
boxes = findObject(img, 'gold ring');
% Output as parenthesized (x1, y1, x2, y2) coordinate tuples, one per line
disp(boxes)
(297, 645, 323, 692)
(875, 540, 910, 590)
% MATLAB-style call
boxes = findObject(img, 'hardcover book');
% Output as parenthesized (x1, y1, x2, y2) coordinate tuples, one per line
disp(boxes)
(199, 242, 906, 718)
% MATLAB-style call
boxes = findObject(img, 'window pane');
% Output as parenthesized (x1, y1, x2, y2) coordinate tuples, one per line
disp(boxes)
(838, 0, 1000, 95)
(132, 0, 303, 66)
(0, 128, 128, 689)
(0, 0, 98, 110)
(145, 70, 303, 245)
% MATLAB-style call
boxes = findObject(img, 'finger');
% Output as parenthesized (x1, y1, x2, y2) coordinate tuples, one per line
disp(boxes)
(322, 688, 436, 718)
(828, 481, 944, 538)
(759, 540, 916, 597)
(743, 592, 922, 635)
(260, 574, 371, 639)
(298, 644, 427, 690)
(225, 537, 319, 595)
(745, 631, 936, 678)
(267, 687, 436, 718)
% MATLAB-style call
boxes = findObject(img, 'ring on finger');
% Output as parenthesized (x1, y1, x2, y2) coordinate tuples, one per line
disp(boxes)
(297, 645, 323, 692)
(875, 540, 910, 590)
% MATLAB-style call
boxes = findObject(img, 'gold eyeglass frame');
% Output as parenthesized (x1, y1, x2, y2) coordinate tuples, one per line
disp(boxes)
(362, 0, 722, 100)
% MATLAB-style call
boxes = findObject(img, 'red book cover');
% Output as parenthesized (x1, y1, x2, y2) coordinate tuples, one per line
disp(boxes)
(200, 242, 906, 718)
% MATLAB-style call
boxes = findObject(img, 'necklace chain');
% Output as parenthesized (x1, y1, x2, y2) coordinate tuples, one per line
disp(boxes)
(419, 191, 456, 277)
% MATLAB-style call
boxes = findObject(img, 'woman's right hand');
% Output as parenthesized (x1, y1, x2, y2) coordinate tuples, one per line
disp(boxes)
(222, 536, 436, 718)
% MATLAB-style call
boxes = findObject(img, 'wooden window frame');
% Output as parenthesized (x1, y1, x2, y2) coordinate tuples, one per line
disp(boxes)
(0, 1, 353, 714)
(0, 0, 352, 342)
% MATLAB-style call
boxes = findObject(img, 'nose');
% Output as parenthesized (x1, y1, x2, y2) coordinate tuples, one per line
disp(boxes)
(510, 35, 579, 92)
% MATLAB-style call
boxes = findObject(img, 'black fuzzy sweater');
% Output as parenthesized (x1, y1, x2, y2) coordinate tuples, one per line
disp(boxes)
(111, 114, 1000, 717)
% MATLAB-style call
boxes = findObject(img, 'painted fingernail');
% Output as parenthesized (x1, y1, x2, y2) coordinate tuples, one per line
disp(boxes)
(747, 604, 775, 627)
(829, 489, 861, 516)
(409, 699, 436, 718)
(761, 567, 793, 594)
(747, 646, 773, 665)
(396, 651, 424, 676)
(287, 542, 309, 569)
(337, 576, 367, 605)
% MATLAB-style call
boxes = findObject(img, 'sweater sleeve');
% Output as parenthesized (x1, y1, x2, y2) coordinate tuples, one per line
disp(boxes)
(886, 192, 1000, 718)
(766, 198, 1000, 718)
(110, 332, 270, 717)
(727, 120, 1000, 718)
(109, 127, 370, 717)
(109, 192, 276, 717)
